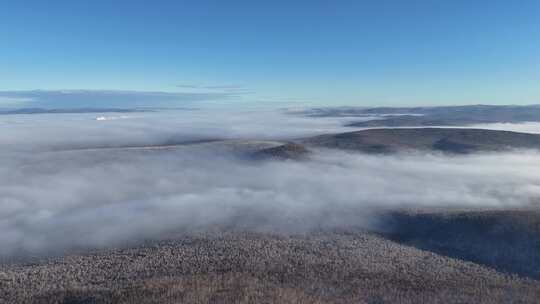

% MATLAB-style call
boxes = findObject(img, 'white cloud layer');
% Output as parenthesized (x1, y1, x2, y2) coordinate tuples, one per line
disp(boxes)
(0, 107, 360, 151)
(2, 108, 540, 258)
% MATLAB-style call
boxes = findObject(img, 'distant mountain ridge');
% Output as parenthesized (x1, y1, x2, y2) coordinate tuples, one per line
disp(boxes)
(296, 105, 540, 127)
(49, 128, 540, 157)
(301, 128, 540, 154)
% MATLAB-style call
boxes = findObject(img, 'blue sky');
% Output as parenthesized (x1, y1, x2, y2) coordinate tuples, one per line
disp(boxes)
(1, 0, 540, 107)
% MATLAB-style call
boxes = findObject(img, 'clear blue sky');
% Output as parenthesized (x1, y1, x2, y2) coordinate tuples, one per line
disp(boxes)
(1, 0, 540, 107)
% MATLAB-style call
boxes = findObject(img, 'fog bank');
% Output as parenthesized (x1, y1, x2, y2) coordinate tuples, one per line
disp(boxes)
(2, 146, 540, 257)
(2, 108, 540, 257)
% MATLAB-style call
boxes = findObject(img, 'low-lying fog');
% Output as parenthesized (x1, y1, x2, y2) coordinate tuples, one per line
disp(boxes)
(2, 107, 540, 257)
(0, 107, 362, 150)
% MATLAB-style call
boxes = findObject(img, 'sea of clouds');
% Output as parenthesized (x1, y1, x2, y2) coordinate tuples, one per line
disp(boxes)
(2, 107, 540, 258)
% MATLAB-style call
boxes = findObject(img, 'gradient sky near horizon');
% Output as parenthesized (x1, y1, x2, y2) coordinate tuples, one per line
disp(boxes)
(1, 0, 540, 107)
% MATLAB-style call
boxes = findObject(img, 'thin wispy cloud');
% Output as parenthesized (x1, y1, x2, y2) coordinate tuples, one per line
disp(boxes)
(175, 84, 252, 96)
(176, 84, 245, 90)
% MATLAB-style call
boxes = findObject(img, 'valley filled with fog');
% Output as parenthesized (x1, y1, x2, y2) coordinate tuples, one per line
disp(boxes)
(3, 106, 540, 303)
(3, 106, 540, 257)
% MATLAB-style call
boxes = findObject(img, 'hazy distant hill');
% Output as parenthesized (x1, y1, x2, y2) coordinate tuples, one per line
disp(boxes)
(302, 128, 540, 154)
(297, 105, 540, 127)
(252, 143, 310, 160)
(354, 105, 540, 127)
(57, 128, 540, 157)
